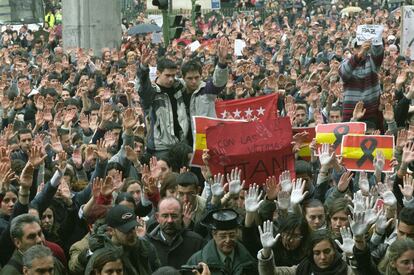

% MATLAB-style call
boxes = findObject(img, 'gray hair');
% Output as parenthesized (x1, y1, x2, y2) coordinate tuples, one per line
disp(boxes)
(23, 245, 53, 268)
(10, 214, 40, 240)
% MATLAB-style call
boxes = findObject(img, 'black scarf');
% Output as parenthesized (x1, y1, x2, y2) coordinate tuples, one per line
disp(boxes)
(295, 252, 348, 275)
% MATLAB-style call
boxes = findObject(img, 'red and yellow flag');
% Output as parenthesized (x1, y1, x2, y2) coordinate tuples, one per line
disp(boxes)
(341, 135, 394, 172)
(316, 122, 366, 155)
(190, 116, 246, 167)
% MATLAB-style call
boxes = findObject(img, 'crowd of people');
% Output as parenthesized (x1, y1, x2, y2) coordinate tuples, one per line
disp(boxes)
(0, 0, 414, 274)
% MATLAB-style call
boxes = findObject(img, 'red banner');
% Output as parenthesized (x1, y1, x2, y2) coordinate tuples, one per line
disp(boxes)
(190, 116, 246, 167)
(341, 135, 394, 172)
(215, 93, 278, 121)
(206, 117, 295, 186)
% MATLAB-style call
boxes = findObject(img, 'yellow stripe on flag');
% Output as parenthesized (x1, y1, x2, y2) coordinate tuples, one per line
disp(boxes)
(298, 146, 311, 157)
(341, 147, 393, 159)
(195, 133, 207, 150)
(316, 133, 337, 144)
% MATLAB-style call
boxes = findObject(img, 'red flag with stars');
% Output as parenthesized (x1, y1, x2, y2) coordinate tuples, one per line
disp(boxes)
(215, 93, 278, 120)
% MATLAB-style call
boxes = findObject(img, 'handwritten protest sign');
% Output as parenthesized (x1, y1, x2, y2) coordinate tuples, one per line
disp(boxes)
(401, 6, 414, 60)
(234, 39, 246, 56)
(356, 25, 384, 46)
(341, 135, 394, 172)
(187, 40, 201, 52)
(316, 122, 366, 155)
(206, 117, 295, 186)
(190, 116, 247, 167)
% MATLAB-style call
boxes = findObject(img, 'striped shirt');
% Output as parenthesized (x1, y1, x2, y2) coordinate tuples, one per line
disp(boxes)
(339, 45, 384, 127)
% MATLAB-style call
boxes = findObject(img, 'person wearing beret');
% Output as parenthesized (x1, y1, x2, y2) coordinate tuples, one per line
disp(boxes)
(186, 209, 258, 275)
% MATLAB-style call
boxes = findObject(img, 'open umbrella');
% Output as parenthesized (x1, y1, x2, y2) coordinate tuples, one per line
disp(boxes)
(127, 23, 161, 36)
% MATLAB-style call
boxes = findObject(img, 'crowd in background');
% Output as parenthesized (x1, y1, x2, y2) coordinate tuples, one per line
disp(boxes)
(1, 0, 414, 274)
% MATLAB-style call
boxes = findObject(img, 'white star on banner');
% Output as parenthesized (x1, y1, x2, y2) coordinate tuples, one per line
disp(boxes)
(245, 108, 253, 117)
(233, 109, 241, 118)
(257, 106, 265, 116)
(221, 110, 228, 118)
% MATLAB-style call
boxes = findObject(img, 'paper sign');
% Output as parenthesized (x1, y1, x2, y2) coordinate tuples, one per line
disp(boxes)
(234, 39, 246, 56)
(356, 25, 384, 45)
(149, 67, 157, 82)
(401, 6, 414, 60)
(341, 134, 394, 172)
(188, 40, 201, 52)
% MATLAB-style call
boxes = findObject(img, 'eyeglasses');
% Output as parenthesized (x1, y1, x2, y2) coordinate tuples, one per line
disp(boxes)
(215, 231, 238, 241)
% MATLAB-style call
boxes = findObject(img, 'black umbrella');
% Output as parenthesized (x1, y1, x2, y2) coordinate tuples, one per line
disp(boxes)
(127, 23, 161, 35)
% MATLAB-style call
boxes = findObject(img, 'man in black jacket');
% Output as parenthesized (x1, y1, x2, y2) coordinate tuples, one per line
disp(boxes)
(146, 197, 205, 269)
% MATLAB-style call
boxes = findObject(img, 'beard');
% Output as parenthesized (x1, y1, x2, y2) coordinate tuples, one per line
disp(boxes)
(161, 222, 182, 236)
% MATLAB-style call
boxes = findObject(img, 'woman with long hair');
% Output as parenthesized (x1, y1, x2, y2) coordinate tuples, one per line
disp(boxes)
(258, 223, 355, 275)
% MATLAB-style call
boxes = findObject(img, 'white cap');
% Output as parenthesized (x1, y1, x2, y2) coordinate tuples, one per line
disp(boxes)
(387, 35, 396, 41)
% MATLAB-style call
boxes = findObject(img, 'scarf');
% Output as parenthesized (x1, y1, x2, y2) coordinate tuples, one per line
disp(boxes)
(295, 252, 348, 275)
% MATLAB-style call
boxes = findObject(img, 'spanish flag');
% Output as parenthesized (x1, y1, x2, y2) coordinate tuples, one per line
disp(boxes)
(316, 122, 366, 155)
(190, 116, 246, 167)
(341, 134, 394, 172)
(293, 127, 315, 160)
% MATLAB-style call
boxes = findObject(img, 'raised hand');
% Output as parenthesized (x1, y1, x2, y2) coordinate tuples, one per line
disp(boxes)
(277, 191, 290, 210)
(334, 227, 355, 255)
(0, 163, 15, 192)
(377, 179, 397, 206)
(112, 170, 123, 191)
(396, 129, 408, 151)
(217, 36, 229, 64)
(244, 184, 264, 213)
(28, 145, 47, 168)
(358, 171, 370, 195)
(363, 196, 380, 225)
(402, 142, 414, 166)
(19, 162, 35, 189)
(290, 178, 308, 205)
(375, 208, 393, 235)
(101, 176, 116, 196)
(226, 167, 243, 196)
(55, 151, 67, 173)
(265, 176, 280, 200)
(351, 191, 365, 213)
(374, 150, 385, 172)
(318, 143, 335, 167)
(211, 173, 224, 197)
(279, 170, 292, 192)
(183, 202, 194, 228)
(94, 139, 109, 161)
(400, 174, 414, 200)
(258, 220, 280, 249)
(337, 171, 353, 192)
(122, 108, 138, 131)
(72, 147, 83, 169)
(383, 103, 394, 123)
(352, 101, 366, 121)
(349, 212, 369, 237)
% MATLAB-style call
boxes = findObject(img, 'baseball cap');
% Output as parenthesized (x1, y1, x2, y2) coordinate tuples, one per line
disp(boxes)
(106, 205, 138, 233)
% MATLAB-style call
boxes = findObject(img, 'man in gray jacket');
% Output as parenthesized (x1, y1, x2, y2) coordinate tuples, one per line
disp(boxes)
(137, 37, 229, 156)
